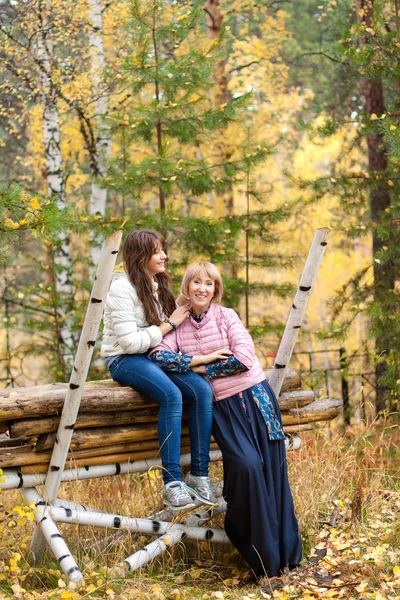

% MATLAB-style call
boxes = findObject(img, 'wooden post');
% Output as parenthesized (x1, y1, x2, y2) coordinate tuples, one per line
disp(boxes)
(340, 347, 350, 425)
(268, 227, 331, 399)
(29, 230, 122, 561)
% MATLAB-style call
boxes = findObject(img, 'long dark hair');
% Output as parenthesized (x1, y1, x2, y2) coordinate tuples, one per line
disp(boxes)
(123, 229, 176, 325)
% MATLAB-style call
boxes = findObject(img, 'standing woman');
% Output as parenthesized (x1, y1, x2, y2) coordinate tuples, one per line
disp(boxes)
(150, 262, 302, 578)
(101, 231, 219, 511)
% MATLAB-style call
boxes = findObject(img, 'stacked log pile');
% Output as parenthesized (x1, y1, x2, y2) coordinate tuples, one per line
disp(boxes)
(0, 370, 342, 473)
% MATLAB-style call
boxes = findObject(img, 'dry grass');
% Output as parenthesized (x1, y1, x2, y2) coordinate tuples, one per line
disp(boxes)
(0, 423, 398, 598)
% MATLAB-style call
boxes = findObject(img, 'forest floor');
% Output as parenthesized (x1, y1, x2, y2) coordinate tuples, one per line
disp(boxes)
(0, 424, 399, 600)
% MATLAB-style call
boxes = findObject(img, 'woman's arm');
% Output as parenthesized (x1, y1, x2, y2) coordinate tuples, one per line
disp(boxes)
(151, 350, 193, 373)
(109, 280, 190, 354)
(223, 308, 256, 369)
(192, 355, 248, 377)
(108, 279, 163, 354)
(150, 348, 233, 372)
(191, 308, 254, 377)
(204, 355, 248, 379)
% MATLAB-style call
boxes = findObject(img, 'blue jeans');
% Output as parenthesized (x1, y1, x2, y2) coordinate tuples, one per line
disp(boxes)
(109, 353, 214, 484)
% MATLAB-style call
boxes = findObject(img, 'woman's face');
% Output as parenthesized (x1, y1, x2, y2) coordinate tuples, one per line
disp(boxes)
(188, 270, 215, 314)
(147, 243, 167, 276)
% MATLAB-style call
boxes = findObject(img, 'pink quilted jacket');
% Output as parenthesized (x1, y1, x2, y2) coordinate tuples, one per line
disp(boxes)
(150, 303, 265, 401)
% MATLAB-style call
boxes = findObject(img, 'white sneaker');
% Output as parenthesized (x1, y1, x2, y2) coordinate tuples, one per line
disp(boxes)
(163, 481, 196, 511)
(184, 474, 218, 505)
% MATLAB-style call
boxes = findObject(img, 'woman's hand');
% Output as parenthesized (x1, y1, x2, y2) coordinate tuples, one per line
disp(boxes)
(189, 349, 232, 368)
(191, 364, 207, 374)
(203, 349, 232, 364)
(169, 305, 190, 326)
(176, 293, 191, 308)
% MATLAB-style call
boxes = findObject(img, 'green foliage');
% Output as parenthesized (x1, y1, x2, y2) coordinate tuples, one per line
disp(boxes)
(287, 0, 400, 406)
(103, 0, 293, 315)
(0, 185, 81, 267)
(105, 0, 252, 208)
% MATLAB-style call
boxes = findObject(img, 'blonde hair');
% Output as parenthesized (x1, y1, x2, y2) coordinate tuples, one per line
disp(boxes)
(181, 262, 223, 302)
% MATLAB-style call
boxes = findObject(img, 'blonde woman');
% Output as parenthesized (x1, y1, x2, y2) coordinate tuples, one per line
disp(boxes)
(150, 262, 302, 578)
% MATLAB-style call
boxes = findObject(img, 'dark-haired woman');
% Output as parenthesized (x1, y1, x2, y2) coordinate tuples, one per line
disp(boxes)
(101, 229, 227, 511)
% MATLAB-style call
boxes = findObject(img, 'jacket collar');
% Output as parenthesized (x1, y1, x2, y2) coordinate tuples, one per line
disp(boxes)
(189, 302, 216, 328)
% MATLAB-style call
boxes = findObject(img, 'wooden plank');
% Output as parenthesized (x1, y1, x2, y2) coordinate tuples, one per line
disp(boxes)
(0, 370, 302, 421)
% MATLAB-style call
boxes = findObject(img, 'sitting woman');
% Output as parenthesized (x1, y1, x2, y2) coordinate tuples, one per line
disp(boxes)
(101, 231, 223, 511)
(149, 261, 302, 578)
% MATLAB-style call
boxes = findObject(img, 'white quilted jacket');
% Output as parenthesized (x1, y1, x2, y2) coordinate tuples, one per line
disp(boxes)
(100, 273, 164, 357)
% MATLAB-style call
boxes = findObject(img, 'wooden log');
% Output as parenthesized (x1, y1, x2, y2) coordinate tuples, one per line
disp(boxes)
(281, 398, 343, 426)
(0, 445, 36, 459)
(282, 424, 313, 433)
(8, 387, 315, 438)
(0, 434, 32, 448)
(277, 390, 315, 410)
(0, 370, 302, 421)
(289, 398, 343, 417)
(9, 408, 160, 438)
(0, 436, 192, 469)
(62, 435, 191, 461)
(20, 442, 221, 474)
(0, 387, 158, 421)
(35, 423, 163, 452)
(0, 382, 67, 398)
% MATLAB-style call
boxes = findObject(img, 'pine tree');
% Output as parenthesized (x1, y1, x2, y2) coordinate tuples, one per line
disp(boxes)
(104, 0, 296, 319)
(105, 0, 250, 212)
(288, 0, 400, 412)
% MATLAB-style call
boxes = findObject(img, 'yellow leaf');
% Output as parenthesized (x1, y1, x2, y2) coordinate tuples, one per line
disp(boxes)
(370, 113, 378, 120)
(388, 180, 394, 186)
(86, 584, 96, 592)
(190, 569, 201, 579)
(29, 197, 41, 210)
(394, 565, 400, 578)
(390, 125, 397, 130)
(4, 217, 21, 229)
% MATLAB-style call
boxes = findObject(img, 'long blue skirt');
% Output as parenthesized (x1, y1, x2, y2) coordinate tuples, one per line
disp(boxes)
(212, 380, 302, 577)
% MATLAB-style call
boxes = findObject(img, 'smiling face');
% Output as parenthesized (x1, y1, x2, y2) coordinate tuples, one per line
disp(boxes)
(188, 268, 216, 315)
(147, 243, 167, 276)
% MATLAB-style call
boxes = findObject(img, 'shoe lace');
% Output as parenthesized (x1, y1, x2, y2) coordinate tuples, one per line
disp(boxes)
(191, 475, 212, 489)
(167, 482, 190, 503)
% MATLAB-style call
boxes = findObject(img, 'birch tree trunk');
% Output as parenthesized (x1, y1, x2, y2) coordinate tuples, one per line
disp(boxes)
(87, 0, 112, 266)
(36, 0, 76, 368)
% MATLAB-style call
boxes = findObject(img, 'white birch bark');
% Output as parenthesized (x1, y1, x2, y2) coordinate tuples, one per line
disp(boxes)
(23, 488, 83, 582)
(36, 1, 76, 363)
(29, 231, 122, 561)
(268, 227, 331, 399)
(87, 0, 112, 266)
(0, 450, 223, 491)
